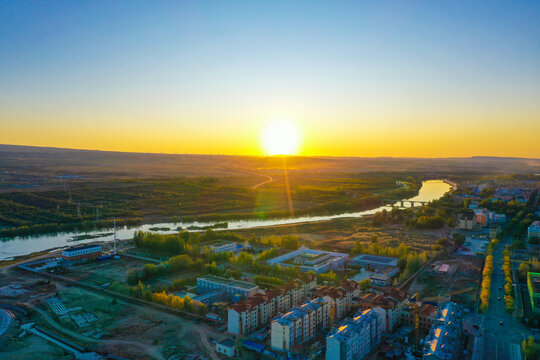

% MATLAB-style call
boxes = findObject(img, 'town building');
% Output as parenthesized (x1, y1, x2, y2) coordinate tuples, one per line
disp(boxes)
(205, 241, 238, 254)
(61, 245, 103, 261)
(367, 266, 399, 287)
(227, 274, 316, 335)
(356, 289, 408, 333)
(422, 301, 463, 360)
(492, 213, 506, 225)
(313, 280, 360, 323)
(271, 297, 331, 351)
(403, 303, 437, 331)
(349, 254, 398, 269)
(216, 339, 236, 357)
(458, 214, 475, 230)
(192, 289, 228, 306)
(529, 221, 540, 241)
(248, 243, 276, 253)
(197, 275, 259, 303)
(527, 272, 540, 314)
(266, 246, 348, 273)
(325, 309, 381, 360)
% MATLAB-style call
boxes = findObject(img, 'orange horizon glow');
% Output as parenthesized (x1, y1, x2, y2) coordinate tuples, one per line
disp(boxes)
(2, 111, 539, 158)
(2, 3, 540, 159)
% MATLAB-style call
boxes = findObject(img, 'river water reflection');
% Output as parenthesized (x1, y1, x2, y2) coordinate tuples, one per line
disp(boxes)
(0, 180, 452, 260)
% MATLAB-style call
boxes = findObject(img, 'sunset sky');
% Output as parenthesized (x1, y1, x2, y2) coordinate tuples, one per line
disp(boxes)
(1, 1, 539, 158)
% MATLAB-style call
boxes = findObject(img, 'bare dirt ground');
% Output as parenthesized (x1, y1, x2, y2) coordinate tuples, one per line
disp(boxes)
(0, 266, 222, 360)
(408, 255, 483, 307)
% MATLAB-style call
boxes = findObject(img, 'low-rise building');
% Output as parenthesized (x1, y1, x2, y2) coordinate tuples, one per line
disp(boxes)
(249, 243, 276, 253)
(493, 213, 506, 225)
(529, 221, 540, 241)
(528, 272, 540, 314)
(197, 275, 259, 303)
(368, 266, 399, 287)
(266, 247, 348, 273)
(216, 339, 236, 357)
(349, 254, 398, 269)
(192, 289, 227, 306)
(61, 245, 102, 261)
(325, 309, 381, 360)
(206, 241, 238, 254)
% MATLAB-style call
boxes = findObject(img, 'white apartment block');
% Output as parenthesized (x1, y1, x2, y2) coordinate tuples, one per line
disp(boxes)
(271, 297, 331, 351)
(326, 309, 381, 360)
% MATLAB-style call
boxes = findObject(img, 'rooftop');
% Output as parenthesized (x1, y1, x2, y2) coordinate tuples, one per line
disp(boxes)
(267, 246, 348, 266)
(198, 275, 258, 290)
(218, 339, 236, 348)
(351, 254, 398, 266)
(529, 272, 540, 293)
(63, 244, 102, 252)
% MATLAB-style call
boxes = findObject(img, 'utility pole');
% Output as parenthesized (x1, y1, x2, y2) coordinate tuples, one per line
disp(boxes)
(113, 217, 117, 254)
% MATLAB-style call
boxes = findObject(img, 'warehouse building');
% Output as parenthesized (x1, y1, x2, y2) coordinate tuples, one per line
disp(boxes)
(61, 245, 103, 261)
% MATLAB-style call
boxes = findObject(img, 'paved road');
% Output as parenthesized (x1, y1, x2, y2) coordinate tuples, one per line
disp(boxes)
(480, 238, 531, 359)
(0, 308, 13, 336)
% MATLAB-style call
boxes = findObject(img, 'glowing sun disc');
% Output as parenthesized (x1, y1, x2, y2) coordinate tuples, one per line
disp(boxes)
(262, 120, 300, 155)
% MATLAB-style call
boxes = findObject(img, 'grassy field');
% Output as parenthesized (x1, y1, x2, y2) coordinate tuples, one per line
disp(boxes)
(0, 171, 420, 237)
(56, 257, 148, 287)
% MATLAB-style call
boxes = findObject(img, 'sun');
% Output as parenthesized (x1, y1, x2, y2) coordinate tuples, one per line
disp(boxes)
(262, 120, 300, 156)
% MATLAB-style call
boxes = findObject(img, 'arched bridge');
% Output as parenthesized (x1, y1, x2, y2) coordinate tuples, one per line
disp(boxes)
(388, 200, 428, 208)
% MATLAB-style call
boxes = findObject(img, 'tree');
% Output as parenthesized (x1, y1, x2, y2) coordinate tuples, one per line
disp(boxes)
(436, 238, 451, 249)
(431, 244, 443, 251)
(358, 279, 371, 292)
(452, 233, 466, 247)
(522, 336, 539, 360)
(232, 251, 254, 267)
(281, 235, 300, 250)
(519, 262, 532, 281)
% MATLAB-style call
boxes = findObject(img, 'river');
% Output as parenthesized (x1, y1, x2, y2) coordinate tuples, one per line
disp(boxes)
(0, 180, 452, 260)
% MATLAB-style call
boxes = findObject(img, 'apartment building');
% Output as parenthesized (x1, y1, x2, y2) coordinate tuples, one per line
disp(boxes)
(422, 302, 463, 360)
(325, 309, 381, 360)
(403, 303, 437, 331)
(313, 280, 360, 323)
(356, 288, 408, 333)
(228, 274, 316, 335)
(271, 297, 331, 351)
(458, 214, 475, 230)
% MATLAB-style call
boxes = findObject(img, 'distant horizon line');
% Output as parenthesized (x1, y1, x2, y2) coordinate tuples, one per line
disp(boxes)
(1, 143, 539, 161)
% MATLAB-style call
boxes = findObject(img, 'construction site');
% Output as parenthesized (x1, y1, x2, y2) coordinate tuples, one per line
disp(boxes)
(407, 255, 483, 308)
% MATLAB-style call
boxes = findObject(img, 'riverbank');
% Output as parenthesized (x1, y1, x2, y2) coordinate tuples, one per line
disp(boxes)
(0, 180, 451, 261)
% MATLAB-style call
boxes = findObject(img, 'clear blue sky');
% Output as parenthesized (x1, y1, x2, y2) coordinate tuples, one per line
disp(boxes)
(1, 1, 539, 157)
